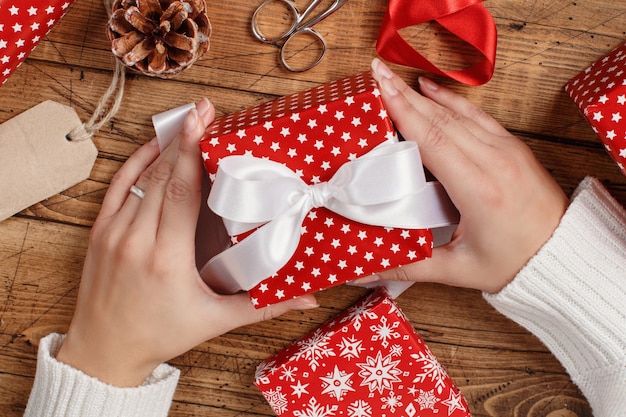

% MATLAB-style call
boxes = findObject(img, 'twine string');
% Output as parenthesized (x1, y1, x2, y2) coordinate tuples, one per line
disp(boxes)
(67, 0, 125, 142)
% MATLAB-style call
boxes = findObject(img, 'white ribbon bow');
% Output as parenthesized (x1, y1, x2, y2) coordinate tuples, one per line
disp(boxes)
(201, 141, 459, 294)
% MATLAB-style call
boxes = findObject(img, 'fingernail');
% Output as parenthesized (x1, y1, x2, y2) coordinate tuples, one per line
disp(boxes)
(352, 274, 382, 285)
(371, 57, 393, 79)
(183, 109, 198, 133)
(196, 98, 210, 118)
(290, 296, 319, 311)
(379, 77, 398, 96)
(418, 76, 439, 92)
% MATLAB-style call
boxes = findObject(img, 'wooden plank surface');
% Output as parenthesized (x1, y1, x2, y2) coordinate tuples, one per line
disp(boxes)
(1, 0, 625, 415)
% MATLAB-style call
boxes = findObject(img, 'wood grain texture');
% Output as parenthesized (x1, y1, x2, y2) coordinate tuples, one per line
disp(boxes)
(1, 0, 625, 415)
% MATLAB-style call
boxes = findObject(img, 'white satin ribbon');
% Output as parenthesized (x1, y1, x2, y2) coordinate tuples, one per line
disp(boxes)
(201, 141, 459, 294)
(152, 102, 196, 152)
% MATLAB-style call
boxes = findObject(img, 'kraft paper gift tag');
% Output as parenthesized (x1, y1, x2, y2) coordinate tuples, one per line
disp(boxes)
(0, 101, 98, 222)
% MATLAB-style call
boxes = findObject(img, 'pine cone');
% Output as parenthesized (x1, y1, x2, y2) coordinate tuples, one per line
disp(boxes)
(106, 0, 211, 78)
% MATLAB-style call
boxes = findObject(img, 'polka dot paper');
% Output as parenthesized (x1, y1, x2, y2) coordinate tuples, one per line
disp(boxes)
(199, 72, 434, 308)
(0, 1, 75, 85)
(565, 42, 626, 176)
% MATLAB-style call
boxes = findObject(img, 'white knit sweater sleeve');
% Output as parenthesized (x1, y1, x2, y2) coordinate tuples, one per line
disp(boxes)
(25, 333, 180, 417)
(484, 177, 626, 417)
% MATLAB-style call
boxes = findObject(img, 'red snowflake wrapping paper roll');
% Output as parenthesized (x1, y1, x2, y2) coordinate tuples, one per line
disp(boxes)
(565, 42, 626, 176)
(198, 71, 458, 308)
(0, 1, 75, 86)
(254, 287, 471, 416)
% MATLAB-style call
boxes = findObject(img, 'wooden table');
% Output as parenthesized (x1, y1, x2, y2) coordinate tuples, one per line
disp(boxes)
(1, 0, 625, 415)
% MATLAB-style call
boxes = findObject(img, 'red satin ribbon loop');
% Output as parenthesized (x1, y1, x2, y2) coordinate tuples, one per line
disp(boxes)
(376, 0, 497, 86)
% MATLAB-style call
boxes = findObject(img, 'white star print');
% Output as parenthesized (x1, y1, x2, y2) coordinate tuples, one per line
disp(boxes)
(236, 129, 246, 138)
(226, 143, 236, 153)
(0, 55, 8, 64)
(15, 38, 24, 47)
(357, 230, 367, 240)
(258, 283, 268, 292)
(297, 133, 307, 143)
(321, 253, 331, 262)
(442, 390, 467, 413)
(285, 276, 295, 285)
(341, 224, 351, 233)
(351, 117, 361, 127)
(345, 96, 355, 105)
(291, 380, 309, 398)
(331, 239, 341, 248)
(12, 23, 22, 32)
(612, 112, 622, 122)
(275, 289, 285, 299)
(280, 127, 290, 137)
(307, 119, 317, 128)
(290, 112, 300, 122)
(324, 125, 334, 135)
(617, 95, 626, 105)
(324, 218, 334, 227)
(314, 140, 324, 149)
(417, 236, 428, 245)
(374, 237, 384, 246)
(287, 148, 297, 157)
(270, 142, 280, 151)
(341, 132, 351, 141)
(334, 110, 344, 120)
(368, 124, 378, 134)
(361, 102, 372, 112)
(598, 94, 609, 104)
(337, 260, 347, 269)
(30, 22, 40, 31)
(314, 232, 324, 241)
(318, 104, 327, 114)
(27, 7, 38, 16)
(364, 252, 374, 261)
(347, 245, 357, 255)
(0, 40, 6, 50)
(301, 282, 311, 291)
(46, 6, 55, 14)
(328, 274, 338, 283)
(263, 121, 273, 130)
(320, 161, 331, 170)
(295, 261, 305, 270)
(407, 250, 417, 260)
(304, 247, 314, 256)
(304, 155, 314, 164)
(331, 146, 341, 156)
(9, 6, 19, 15)
(381, 258, 391, 268)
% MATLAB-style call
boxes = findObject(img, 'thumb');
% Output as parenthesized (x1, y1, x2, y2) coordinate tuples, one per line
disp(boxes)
(217, 293, 319, 330)
(360, 246, 465, 287)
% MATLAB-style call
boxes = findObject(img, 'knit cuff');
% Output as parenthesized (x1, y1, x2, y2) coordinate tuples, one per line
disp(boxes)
(484, 177, 626, 417)
(25, 333, 180, 417)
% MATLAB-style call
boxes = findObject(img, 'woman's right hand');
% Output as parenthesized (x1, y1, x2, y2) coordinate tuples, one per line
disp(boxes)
(367, 58, 569, 293)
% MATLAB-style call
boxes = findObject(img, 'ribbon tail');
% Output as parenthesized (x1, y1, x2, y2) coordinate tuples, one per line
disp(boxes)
(199, 198, 310, 294)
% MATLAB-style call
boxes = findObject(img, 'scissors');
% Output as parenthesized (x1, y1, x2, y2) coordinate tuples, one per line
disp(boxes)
(251, 0, 348, 72)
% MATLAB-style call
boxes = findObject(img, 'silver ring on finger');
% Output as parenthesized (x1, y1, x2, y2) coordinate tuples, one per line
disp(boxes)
(129, 185, 146, 200)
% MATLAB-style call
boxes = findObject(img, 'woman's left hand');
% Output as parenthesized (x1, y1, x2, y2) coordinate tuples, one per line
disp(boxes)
(56, 98, 318, 387)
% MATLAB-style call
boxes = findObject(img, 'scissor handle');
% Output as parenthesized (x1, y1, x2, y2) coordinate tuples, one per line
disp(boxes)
(279, 27, 327, 72)
(251, 0, 300, 44)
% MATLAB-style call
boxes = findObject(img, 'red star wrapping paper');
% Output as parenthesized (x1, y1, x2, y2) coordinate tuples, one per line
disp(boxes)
(254, 287, 471, 416)
(199, 71, 434, 308)
(565, 42, 626, 176)
(0, 1, 75, 86)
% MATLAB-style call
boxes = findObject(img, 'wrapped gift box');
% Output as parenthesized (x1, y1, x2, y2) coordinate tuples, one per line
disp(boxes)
(0, 1, 75, 86)
(565, 42, 626, 176)
(199, 71, 457, 308)
(254, 287, 471, 416)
